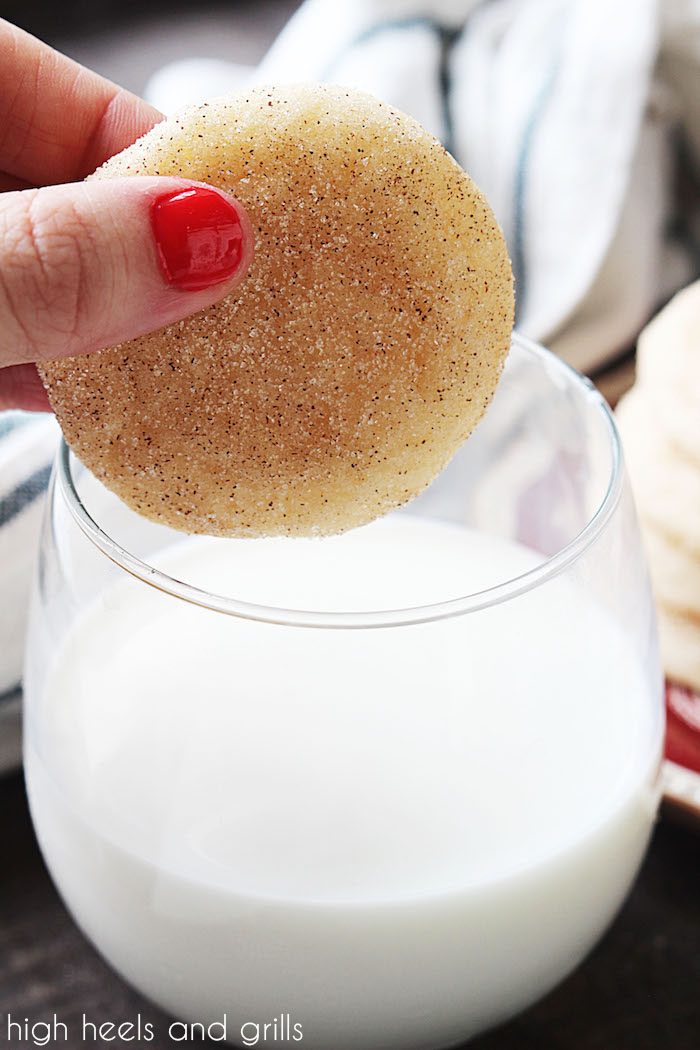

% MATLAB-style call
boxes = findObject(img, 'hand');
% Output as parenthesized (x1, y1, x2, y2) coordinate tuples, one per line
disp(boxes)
(0, 20, 253, 412)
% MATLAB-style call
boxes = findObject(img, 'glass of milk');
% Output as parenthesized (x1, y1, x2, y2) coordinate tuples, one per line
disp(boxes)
(24, 334, 663, 1050)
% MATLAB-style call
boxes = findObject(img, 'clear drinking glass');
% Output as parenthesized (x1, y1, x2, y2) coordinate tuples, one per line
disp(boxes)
(23, 334, 663, 1050)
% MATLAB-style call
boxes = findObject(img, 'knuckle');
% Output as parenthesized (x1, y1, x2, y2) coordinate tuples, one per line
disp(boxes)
(0, 190, 92, 360)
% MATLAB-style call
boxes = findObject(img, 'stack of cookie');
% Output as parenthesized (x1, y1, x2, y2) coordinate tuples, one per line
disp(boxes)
(617, 281, 700, 691)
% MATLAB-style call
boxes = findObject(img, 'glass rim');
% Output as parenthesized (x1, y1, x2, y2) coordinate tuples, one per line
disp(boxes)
(56, 333, 623, 630)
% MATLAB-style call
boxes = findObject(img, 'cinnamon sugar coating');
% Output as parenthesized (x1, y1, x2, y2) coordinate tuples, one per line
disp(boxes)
(41, 84, 514, 536)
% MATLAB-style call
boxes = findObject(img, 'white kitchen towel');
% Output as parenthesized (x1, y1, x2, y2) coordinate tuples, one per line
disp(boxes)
(148, 0, 700, 374)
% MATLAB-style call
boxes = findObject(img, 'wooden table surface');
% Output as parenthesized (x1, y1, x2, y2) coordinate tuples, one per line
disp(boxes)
(1, 769, 699, 1050)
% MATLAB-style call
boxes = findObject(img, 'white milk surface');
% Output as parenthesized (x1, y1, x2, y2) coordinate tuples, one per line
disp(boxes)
(25, 517, 661, 1050)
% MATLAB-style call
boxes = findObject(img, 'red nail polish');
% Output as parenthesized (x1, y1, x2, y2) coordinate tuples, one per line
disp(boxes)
(151, 187, 245, 291)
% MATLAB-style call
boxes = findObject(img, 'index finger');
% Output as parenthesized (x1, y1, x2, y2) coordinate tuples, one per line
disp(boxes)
(0, 19, 163, 186)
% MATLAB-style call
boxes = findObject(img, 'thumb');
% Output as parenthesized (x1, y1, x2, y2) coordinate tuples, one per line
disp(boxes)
(0, 176, 254, 367)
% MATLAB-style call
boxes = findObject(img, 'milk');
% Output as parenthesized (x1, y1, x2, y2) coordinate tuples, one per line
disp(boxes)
(24, 517, 661, 1050)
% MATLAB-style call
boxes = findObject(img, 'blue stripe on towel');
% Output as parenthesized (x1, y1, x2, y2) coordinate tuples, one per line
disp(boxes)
(322, 16, 465, 156)
(0, 462, 52, 529)
(0, 411, 32, 440)
(437, 26, 461, 158)
(322, 15, 439, 77)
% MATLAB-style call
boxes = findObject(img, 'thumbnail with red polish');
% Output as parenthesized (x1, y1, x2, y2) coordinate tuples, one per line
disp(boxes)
(151, 187, 245, 291)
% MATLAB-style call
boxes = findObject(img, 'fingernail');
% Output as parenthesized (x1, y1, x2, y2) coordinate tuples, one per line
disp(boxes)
(151, 186, 245, 291)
